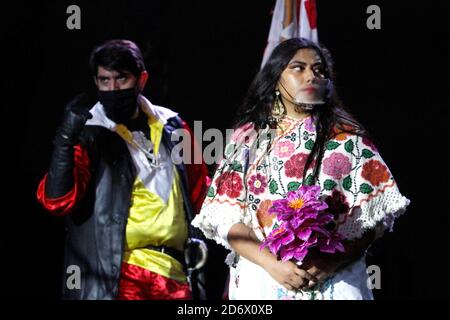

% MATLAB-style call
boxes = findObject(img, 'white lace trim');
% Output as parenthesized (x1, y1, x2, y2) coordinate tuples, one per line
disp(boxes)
(191, 202, 251, 250)
(337, 185, 410, 240)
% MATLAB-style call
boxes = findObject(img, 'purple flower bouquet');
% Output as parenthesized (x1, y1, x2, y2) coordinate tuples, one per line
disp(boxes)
(260, 185, 345, 262)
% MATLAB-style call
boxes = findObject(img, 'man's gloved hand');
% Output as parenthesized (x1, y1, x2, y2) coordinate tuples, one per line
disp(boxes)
(54, 93, 94, 146)
(45, 93, 94, 198)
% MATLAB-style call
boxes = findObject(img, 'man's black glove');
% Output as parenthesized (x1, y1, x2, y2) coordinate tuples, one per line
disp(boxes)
(53, 93, 94, 146)
(45, 93, 94, 198)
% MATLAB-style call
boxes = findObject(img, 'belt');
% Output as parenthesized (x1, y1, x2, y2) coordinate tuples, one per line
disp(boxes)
(145, 245, 185, 266)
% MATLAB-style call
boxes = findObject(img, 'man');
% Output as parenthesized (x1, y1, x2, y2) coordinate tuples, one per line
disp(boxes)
(37, 39, 209, 300)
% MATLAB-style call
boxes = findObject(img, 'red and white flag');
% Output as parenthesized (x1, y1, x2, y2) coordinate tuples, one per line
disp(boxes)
(261, 0, 319, 67)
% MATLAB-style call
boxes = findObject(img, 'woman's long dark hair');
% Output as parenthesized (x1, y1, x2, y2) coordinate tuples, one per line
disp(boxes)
(234, 38, 368, 184)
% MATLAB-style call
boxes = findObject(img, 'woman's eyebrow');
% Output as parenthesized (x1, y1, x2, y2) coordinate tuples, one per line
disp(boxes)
(288, 60, 323, 66)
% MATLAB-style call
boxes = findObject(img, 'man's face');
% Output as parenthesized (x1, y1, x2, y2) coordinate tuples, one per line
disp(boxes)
(95, 66, 138, 91)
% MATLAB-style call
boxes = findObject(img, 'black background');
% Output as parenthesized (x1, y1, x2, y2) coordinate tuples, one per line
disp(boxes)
(0, 0, 449, 300)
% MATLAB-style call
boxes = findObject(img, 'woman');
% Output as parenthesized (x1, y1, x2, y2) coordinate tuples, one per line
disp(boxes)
(192, 38, 410, 300)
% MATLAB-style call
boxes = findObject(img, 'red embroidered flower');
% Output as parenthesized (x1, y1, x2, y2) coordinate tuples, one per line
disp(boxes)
(215, 172, 243, 198)
(284, 153, 311, 179)
(361, 159, 390, 186)
(322, 152, 352, 180)
(248, 173, 267, 195)
(256, 199, 275, 228)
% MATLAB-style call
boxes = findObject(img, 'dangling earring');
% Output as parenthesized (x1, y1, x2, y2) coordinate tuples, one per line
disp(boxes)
(272, 90, 286, 122)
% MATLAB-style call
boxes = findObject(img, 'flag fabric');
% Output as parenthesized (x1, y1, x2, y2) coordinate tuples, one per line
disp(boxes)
(261, 0, 319, 68)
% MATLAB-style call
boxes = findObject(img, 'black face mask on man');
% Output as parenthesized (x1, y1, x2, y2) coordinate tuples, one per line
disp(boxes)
(98, 88, 139, 123)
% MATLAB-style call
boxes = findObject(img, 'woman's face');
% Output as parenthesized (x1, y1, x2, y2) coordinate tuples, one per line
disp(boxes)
(278, 48, 328, 105)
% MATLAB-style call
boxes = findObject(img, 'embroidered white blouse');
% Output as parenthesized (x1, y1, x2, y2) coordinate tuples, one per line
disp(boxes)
(192, 115, 410, 300)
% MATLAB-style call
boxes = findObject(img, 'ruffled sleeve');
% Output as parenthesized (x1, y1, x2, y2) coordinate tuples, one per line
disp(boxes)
(191, 123, 258, 250)
(318, 133, 410, 240)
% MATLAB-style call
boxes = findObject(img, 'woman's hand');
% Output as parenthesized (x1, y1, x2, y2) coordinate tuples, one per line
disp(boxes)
(300, 256, 343, 289)
(262, 257, 318, 291)
(228, 223, 318, 291)
(299, 228, 378, 289)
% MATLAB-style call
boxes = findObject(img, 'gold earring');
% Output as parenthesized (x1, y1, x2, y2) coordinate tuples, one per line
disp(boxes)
(272, 90, 285, 122)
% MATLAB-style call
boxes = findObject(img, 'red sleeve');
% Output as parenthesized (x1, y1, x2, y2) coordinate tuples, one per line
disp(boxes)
(36, 144, 91, 216)
(181, 121, 210, 214)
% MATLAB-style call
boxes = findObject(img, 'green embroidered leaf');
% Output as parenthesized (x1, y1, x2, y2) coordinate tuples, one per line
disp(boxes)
(272, 222, 280, 231)
(343, 176, 352, 191)
(231, 161, 243, 172)
(305, 139, 315, 150)
(323, 179, 337, 191)
(344, 139, 354, 153)
(269, 180, 278, 194)
(362, 149, 375, 158)
(207, 187, 215, 197)
(326, 141, 340, 150)
(287, 181, 301, 192)
(360, 183, 374, 194)
(304, 174, 314, 186)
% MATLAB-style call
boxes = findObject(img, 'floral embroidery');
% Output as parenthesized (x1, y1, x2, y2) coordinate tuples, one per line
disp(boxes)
(362, 137, 378, 152)
(331, 124, 356, 141)
(256, 199, 275, 228)
(273, 141, 295, 158)
(194, 118, 409, 301)
(334, 132, 352, 141)
(215, 172, 243, 198)
(322, 152, 352, 180)
(304, 116, 316, 132)
(284, 153, 309, 179)
(248, 173, 268, 195)
(361, 159, 390, 186)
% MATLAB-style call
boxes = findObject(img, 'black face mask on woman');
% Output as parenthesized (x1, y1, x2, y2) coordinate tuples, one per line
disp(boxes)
(98, 88, 139, 123)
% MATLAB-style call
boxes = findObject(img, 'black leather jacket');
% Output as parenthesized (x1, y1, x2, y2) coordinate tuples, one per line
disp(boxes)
(61, 116, 205, 300)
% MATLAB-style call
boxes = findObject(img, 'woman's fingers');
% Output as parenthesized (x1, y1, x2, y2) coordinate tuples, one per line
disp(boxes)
(295, 267, 318, 282)
(288, 272, 321, 291)
(288, 275, 307, 289)
(305, 279, 318, 289)
(306, 266, 321, 277)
